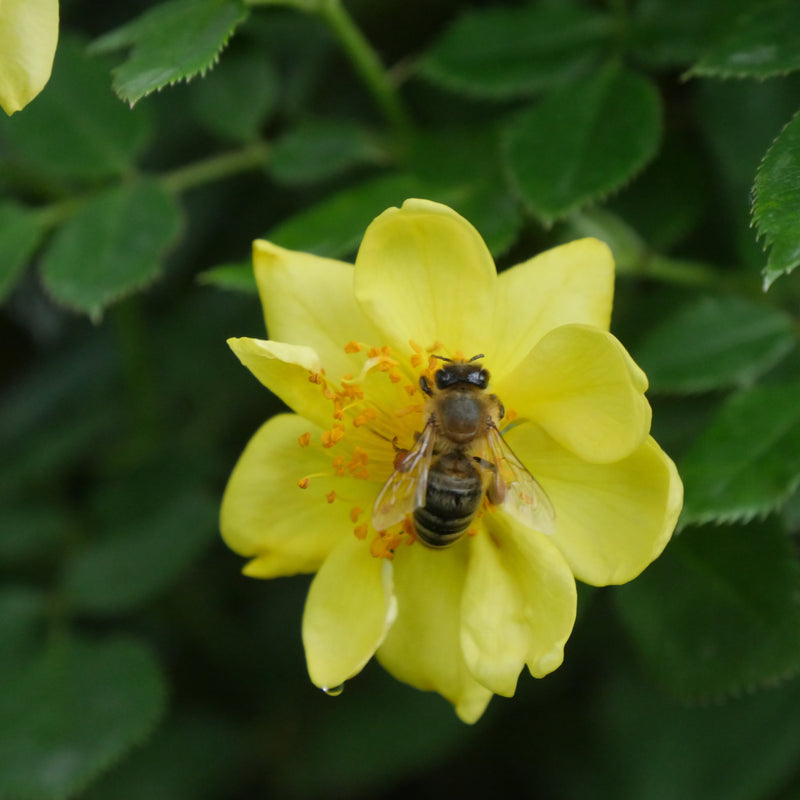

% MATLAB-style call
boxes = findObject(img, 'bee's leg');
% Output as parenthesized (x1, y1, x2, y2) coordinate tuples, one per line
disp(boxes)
(473, 456, 506, 504)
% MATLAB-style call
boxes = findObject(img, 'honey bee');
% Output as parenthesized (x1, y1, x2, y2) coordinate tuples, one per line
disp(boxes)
(372, 355, 556, 548)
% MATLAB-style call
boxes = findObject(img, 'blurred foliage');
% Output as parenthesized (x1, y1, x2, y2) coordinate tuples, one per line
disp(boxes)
(2, 0, 800, 798)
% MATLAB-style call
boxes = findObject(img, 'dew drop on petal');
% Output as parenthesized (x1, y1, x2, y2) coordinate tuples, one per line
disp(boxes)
(322, 683, 344, 697)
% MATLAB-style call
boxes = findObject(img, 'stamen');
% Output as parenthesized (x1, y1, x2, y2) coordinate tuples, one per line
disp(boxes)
(326, 491, 336, 503)
(350, 506, 363, 522)
(344, 341, 362, 353)
(353, 524, 368, 540)
(298, 432, 312, 447)
(297, 478, 310, 489)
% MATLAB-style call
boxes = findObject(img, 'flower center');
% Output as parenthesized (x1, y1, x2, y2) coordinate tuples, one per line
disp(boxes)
(294, 340, 513, 560)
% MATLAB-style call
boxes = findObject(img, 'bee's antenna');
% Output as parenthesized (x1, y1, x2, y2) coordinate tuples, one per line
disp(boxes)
(468, 353, 485, 362)
(430, 354, 451, 363)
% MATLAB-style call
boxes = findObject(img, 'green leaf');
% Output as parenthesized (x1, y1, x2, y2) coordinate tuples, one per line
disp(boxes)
(616, 518, 800, 699)
(679, 381, 800, 526)
(0, 504, 66, 565)
(0, 587, 45, 681)
(0, 36, 151, 179)
(63, 490, 217, 615)
(630, 0, 751, 70)
(688, 0, 800, 80)
(197, 261, 257, 293)
(505, 67, 662, 225)
(562, 665, 800, 800)
(92, 0, 249, 106)
(753, 109, 800, 288)
(82, 713, 246, 800)
(0, 636, 166, 800)
(189, 49, 279, 142)
(268, 173, 424, 258)
(419, 1, 612, 99)
(40, 180, 182, 318)
(0, 203, 45, 301)
(634, 295, 795, 393)
(269, 119, 384, 186)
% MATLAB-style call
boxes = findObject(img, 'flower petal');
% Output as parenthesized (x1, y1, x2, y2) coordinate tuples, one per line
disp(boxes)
(491, 238, 614, 378)
(461, 520, 577, 696)
(303, 537, 396, 689)
(227, 337, 331, 429)
(376, 540, 493, 723)
(508, 424, 683, 586)
(354, 199, 497, 359)
(253, 240, 383, 381)
(0, 0, 58, 115)
(220, 414, 370, 577)
(497, 324, 651, 463)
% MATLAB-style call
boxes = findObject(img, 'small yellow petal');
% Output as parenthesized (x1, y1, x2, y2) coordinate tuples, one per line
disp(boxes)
(461, 520, 576, 696)
(491, 238, 614, 378)
(253, 240, 382, 382)
(497, 324, 651, 464)
(354, 199, 497, 359)
(376, 539, 493, 723)
(221, 414, 371, 577)
(227, 337, 333, 430)
(303, 537, 396, 689)
(508, 424, 682, 586)
(0, 0, 59, 115)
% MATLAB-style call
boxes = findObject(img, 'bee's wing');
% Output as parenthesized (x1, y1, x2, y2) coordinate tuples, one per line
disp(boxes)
(371, 420, 436, 532)
(485, 424, 556, 535)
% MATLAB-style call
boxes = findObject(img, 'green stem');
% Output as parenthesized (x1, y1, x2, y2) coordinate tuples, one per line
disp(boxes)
(318, 0, 411, 135)
(161, 142, 269, 195)
(248, 0, 411, 136)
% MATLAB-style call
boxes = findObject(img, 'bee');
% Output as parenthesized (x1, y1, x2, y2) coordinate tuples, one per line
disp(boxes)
(372, 355, 556, 548)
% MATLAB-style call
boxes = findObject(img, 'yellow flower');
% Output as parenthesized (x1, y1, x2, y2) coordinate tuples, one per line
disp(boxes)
(221, 199, 683, 722)
(0, 0, 59, 115)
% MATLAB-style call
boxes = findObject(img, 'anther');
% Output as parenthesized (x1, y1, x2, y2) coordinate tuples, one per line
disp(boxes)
(297, 432, 312, 447)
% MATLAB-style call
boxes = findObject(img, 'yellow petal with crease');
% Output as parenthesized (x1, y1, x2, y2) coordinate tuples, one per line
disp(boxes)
(303, 537, 396, 689)
(492, 238, 614, 377)
(461, 519, 576, 696)
(497, 324, 651, 464)
(0, 0, 58, 115)
(376, 540, 493, 723)
(354, 199, 497, 359)
(253, 240, 382, 381)
(507, 424, 683, 586)
(220, 414, 370, 577)
(227, 337, 332, 430)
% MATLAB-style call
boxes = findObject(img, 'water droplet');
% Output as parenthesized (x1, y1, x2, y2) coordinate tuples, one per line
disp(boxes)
(322, 683, 344, 697)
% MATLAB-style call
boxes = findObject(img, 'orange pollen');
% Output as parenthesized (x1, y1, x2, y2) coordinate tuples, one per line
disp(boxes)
(297, 478, 310, 489)
(350, 506, 364, 523)
(467, 527, 479, 537)
(410, 353, 424, 367)
(321, 425, 346, 448)
(344, 341, 362, 353)
(409, 340, 422, 354)
(354, 524, 368, 540)
(309, 372, 323, 384)
(506, 408, 519, 423)
(297, 432, 312, 447)
(388, 370, 402, 383)
(404, 383, 417, 396)
(326, 491, 336, 504)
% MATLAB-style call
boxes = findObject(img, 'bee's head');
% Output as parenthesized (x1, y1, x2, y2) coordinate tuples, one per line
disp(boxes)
(420, 354, 489, 395)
